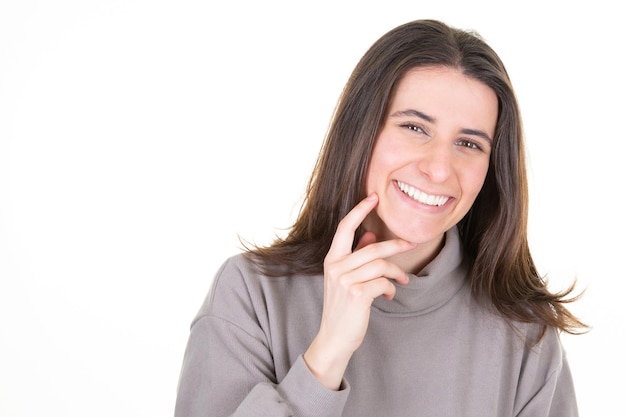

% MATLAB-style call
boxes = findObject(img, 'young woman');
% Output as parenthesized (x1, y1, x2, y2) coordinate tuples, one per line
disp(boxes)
(175, 19, 587, 416)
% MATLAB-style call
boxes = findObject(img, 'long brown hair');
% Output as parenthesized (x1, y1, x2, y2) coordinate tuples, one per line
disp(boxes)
(246, 19, 587, 336)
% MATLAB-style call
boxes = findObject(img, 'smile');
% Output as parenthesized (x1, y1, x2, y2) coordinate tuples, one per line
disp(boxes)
(396, 180, 450, 207)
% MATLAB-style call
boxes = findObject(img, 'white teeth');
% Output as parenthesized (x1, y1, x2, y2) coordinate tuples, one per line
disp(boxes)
(396, 181, 449, 207)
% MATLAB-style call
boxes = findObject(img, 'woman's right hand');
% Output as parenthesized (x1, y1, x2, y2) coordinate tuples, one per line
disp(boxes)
(303, 193, 417, 390)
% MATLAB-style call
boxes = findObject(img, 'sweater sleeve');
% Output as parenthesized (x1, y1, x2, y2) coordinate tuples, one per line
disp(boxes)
(514, 328, 579, 417)
(174, 258, 350, 417)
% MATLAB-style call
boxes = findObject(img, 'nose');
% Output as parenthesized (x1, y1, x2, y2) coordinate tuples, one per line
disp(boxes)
(416, 141, 452, 183)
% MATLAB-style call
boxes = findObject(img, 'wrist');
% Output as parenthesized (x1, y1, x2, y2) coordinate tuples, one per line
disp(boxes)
(303, 336, 353, 391)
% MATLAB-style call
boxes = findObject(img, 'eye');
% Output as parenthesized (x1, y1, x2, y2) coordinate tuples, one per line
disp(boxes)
(401, 123, 427, 134)
(456, 138, 484, 152)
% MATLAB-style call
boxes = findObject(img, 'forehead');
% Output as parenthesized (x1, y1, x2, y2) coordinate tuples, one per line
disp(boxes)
(388, 66, 498, 136)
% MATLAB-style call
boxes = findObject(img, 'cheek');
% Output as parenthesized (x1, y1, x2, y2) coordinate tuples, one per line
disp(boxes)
(366, 136, 403, 191)
(365, 164, 384, 195)
(364, 144, 385, 194)
(464, 163, 490, 199)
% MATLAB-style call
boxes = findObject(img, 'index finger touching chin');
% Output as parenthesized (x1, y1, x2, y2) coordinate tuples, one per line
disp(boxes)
(328, 194, 378, 256)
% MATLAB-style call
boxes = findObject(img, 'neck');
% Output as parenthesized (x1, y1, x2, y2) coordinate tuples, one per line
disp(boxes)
(389, 236, 445, 274)
(363, 214, 446, 274)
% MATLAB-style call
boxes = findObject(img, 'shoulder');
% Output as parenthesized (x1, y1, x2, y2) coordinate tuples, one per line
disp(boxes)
(527, 325, 567, 372)
(499, 316, 567, 384)
(194, 253, 264, 317)
(208, 253, 294, 299)
(511, 324, 574, 413)
(193, 253, 323, 325)
(184, 253, 271, 343)
(468, 296, 566, 367)
(486, 309, 568, 385)
(213, 252, 260, 286)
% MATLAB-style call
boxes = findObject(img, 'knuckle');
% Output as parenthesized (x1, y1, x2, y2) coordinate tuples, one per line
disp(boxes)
(337, 274, 352, 289)
(370, 258, 388, 273)
(324, 264, 338, 280)
(348, 285, 363, 298)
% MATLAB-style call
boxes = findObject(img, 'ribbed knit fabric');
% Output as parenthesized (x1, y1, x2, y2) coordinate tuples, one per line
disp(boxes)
(175, 227, 578, 417)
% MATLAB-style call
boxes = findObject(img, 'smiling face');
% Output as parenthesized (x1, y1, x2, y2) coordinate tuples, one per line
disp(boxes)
(365, 66, 498, 251)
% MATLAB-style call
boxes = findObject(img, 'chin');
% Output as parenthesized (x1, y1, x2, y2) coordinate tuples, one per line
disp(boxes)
(387, 221, 448, 246)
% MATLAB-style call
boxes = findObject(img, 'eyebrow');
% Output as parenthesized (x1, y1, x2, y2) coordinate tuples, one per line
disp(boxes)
(390, 109, 493, 146)
(391, 109, 435, 123)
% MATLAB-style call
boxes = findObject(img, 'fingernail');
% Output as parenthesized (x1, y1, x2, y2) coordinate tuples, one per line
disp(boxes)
(366, 193, 377, 201)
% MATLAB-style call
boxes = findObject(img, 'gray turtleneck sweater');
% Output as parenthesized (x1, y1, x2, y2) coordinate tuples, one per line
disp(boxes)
(175, 228, 578, 416)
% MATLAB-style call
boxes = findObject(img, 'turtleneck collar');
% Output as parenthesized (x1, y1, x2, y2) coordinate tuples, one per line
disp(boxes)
(371, 226, 468, 316)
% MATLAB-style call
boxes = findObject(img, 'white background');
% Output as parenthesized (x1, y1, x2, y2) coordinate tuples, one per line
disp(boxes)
(1, 1, 623, 415)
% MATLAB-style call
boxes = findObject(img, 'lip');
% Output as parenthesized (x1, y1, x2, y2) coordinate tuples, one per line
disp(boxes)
(394, 180, 453, 209)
